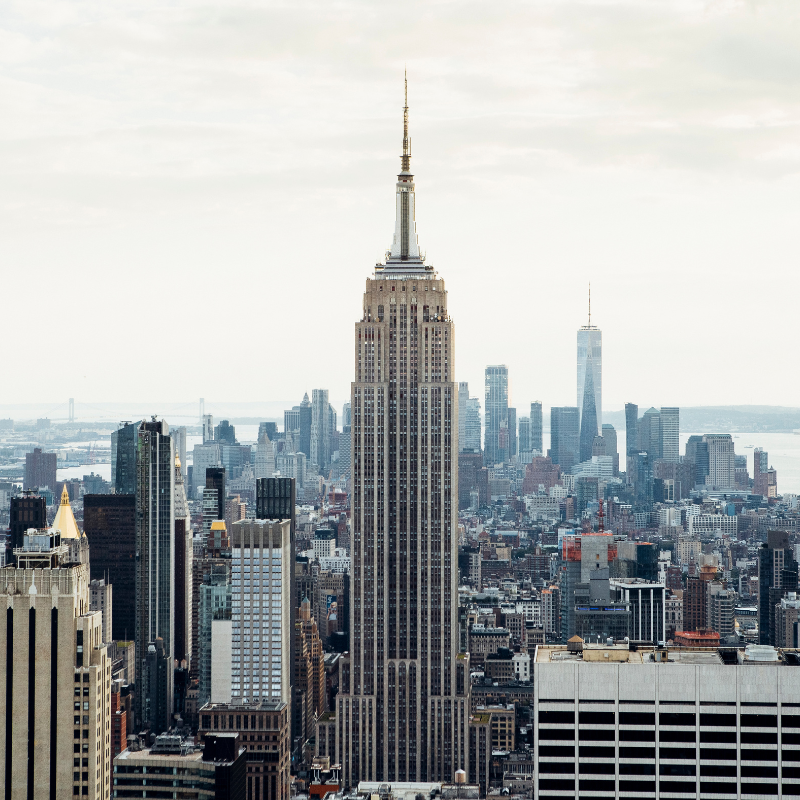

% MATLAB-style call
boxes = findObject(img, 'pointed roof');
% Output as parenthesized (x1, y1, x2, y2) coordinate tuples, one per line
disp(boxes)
(51, 485, 82, 540)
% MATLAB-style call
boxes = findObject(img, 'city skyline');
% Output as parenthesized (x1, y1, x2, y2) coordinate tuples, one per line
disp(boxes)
(3, 3, 800, 408)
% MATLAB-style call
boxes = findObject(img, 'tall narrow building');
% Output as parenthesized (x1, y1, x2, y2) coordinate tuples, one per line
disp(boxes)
(135, 419, 175, 734)
(577, 287, 602, 432)
(336, 80, 469, 787)
(484, 366, 509, 466)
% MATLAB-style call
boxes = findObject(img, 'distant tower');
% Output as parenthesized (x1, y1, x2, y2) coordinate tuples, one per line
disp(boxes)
(485, 365, 509, 466)
(69, 397, 75, 423)
(577, 284, 602, 432)
(199, 397, 205, 424)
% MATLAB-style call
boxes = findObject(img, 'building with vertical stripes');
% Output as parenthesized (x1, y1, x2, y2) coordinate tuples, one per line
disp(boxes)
(334, 78, 470, 788)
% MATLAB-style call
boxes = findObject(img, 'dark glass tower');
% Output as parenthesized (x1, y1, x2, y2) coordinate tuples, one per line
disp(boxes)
(135, 419, 174, 734)
(205, 466, 226, 521)
(550, 407, 580, 471)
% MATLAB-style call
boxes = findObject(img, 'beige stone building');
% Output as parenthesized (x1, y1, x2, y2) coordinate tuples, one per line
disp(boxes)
(0, 520, 111, 800)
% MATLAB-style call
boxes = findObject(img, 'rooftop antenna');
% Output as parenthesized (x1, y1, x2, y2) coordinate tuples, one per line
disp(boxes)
(401, 67, 410, 173)
(588, 282, 591, 327)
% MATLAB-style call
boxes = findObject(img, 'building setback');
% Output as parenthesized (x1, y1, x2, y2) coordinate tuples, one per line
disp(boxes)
(334, 83, 470, 787)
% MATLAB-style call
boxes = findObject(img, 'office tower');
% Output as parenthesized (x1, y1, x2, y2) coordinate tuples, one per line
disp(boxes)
(484, 365, 509, 466)
(112, 422, 140, 495)
(135, 419, 175, 734)
(293, 599, 326, 742)
(637, 407, 661, 459)
(659, 407, 679, 462)
(24, 446, 57, 491)
(685, 434, 709, 487)
(458, 382, 469, 452)
(0, 529, 111, 800)
(255, 432, 276, 479)
(549, 407, 579, 471)
(533, 642, 800, 799)
(192, 442, 221, 498)
(578, 353, 598, 463)
(310, 389, 330, 473)
(703, 433, 735, 489)
(84, 494, 136, 641)
(9, 489, 47, 556)
(518, 416, 531, 456)
(203, 414, 215, 442)
(754, 447, 769, 496)
(759, 530, 799, 646)
(577, 299, 602, 430)
(296, 394, 312, 458)
(337, 87, 469, 788)
(174, 453, 192, 667)
(113, 733, 247, 800)
(601, 424, 619, 475)
(206, 467, 226, 521)
(230, 519, 292, 703)
(90, 578, 114, 644)
(507, 407, 517, 458)
(198, 703, 290, 800)
(342, 402, 352, 429)
(530, 401, 543, 454)
(215, 420, 236, 445)
(259, 422, 278, 441)
(462, 397, 481, 452)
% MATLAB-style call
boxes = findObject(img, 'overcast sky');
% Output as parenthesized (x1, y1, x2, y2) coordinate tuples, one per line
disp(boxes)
(2, 0, 799, 418)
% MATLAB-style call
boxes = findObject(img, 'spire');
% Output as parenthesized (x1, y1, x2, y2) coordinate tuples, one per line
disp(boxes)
(387, 72, 423, 265)
(588, 282, 591, 327)
(59, 485, 70, 506)
(401, 68, 411, 174)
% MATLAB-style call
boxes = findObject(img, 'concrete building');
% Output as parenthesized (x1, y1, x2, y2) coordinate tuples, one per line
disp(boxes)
(89, 579, 113, 645)
(294, 598, 326, 743)
(198, 703, 290, 800)
(113, 733, 246, 800)
(230, 520, 292, 704)
(0, 529, 111, 800)
(534, 642, 800, 799)
(24, 447, 57, 492)
(703, 433, 736, 490)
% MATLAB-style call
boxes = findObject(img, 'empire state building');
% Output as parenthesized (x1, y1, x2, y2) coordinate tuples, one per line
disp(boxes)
(335, 82, 470, 787)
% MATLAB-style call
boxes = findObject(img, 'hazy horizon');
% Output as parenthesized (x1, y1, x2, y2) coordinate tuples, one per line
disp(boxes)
(3, 1, 800, 409)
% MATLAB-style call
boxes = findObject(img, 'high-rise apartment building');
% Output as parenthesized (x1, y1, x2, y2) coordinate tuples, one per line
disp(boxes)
(549, 407, 579, 472)
(484, 366, 509, 466)
(24, 447, 57, 491)
(84, 493, 136, 642)
(530, 401, 543, 454)
(577, 311, 602, 432)
(336, 86, 470, 787)
(0, 529, 112, 800)
(135, 419, 175, 734)
(659, 407, 680, 462)
(230, 520, 292, 704)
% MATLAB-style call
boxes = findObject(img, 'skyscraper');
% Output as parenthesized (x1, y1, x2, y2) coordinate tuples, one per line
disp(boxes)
(310, 389, 330, 473)
(336, 82, 469, 787)
(577, 291, 602, 432)
(484, 366, 509, 466)
(135, 419, 175, 734)
(659, 407, 680, 463)
(507, 407, 517, 458)
(578, 352, 599, 463)
(550, 407, 580, 471)
(458, 382, 469, 452)
(174, 453, 192, 667)
(530, 401, 543, 455)
(754, 448, 770, 496)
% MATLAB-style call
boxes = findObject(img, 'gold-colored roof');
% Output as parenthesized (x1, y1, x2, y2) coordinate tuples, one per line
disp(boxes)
(210, 520, 227, 531)
(51, 485, 82, 539)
